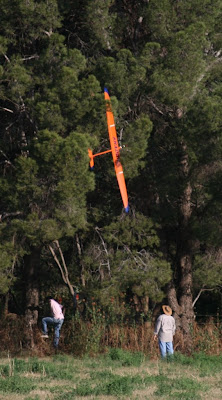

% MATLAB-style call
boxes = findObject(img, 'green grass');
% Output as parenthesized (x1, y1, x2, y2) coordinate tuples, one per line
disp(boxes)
(173, 352, 222, 377)
(0, 350, 221, 399)
(0, 375, 36, 394)
(107, 347, 145, 366)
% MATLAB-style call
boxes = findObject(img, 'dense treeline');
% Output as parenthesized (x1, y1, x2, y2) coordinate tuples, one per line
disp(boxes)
(0, 0, 222, 352)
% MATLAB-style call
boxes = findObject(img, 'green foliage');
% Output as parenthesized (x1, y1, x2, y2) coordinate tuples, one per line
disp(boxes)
(107, 347, 144, 366)
(0, 375, 36, 394)
(74, 373, 143, 397)
(3, 57, 33, 98)
(96, 49, 146, 103)
(122, 114, 153, 178)
(140, 42, 161, 69)
(95, 213, 172, 303)
(0, 353, 220, 398)
(85, 0, 117, 50)
(185, 94, 222, 166)
(54, 391, 76, 400)
(144, 0, 177, 42)
(1, 128, 95, 248)
(0, 0, 222, 326)
(0, 243, 16, 294)
(0, 0, 61, 47)
(193, 253, 222, 289)
(173, 352, 222, 377)
(9, 357, 76, 380)
(151, 22, 207, 106)
(154, 377, 205, 399)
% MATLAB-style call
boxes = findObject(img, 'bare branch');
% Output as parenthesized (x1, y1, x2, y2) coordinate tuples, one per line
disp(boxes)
(43, 29, 53, 37)
(0, 149, 16, 168)
(148, 98, 164, 115)
(191, 56, 222, 99)
(49, 244, 68, 285)
(0, 211, 22, 221)
(76, 234, 82, 257)
(53, 240, 74, 296)
(0, 107, 14, 113)
(76, 234, 86, 287)
(20, 55, 39, 61)
(3, 54, 10, 63)
(95, 227, 111, 277)
(192, 287, 216, 308)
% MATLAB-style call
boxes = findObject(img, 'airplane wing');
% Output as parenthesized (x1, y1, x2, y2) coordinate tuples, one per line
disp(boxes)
(104, 88, 129, 212)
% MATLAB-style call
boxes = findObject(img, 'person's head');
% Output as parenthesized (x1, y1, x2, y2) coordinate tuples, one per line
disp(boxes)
(162, 305, 172, 316)
(46, 296, 53, 302)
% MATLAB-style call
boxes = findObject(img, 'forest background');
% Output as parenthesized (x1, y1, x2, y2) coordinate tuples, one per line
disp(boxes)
(0, 0, 222, 355)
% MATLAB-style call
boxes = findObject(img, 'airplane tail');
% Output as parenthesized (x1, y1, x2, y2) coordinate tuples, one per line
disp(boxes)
(88, 149, 94, 169)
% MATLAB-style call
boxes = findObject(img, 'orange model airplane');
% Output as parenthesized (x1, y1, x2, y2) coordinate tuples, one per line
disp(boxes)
(88, 88, 129, 213)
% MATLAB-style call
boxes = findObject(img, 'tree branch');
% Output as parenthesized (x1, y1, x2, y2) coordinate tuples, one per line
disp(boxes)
(20, 55, 39, 61)
(49, 241, 74, 296)
(192, 287, 216, 308)
(0, 211, 22, 221)
(0, 107, 14, 113)
(49, 244, 67, 284)
(95, 227, 111, 277)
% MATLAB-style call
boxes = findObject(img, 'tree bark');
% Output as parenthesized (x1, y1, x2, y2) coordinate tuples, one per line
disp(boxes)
(141, 295, 150, 327)
(178, 166, 195, 349)
(23, 247, 41, 349)
(76, 234, 86, 287)
(167, 280, 182, 329)
(167, 144, 195, 353)
(177, 239, 195, 353)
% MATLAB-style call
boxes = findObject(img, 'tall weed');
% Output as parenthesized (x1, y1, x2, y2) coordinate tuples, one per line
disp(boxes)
(0, 307, 221, 359)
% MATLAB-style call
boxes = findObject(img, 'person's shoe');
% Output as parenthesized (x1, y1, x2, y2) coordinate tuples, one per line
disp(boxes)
(41, 334, 49, 338)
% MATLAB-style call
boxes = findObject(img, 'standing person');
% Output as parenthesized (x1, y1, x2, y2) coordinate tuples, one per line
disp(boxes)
(41, 296, 65, 349)
(154, 305, 176, 358)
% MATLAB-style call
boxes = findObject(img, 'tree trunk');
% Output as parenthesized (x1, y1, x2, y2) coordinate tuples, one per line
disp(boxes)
(167, 223, 195, 353)
(178, 157, 195, 350)
(167, 280, 182, 329)
(23, 247, 41, 349)
(177, 243, 195, 352)
(76, 234, 86, 287)
(141, 295, 149, 315)
(3, 292, 9, 317)
(168, 145, 195, 353)
(141, 295, 150, 327)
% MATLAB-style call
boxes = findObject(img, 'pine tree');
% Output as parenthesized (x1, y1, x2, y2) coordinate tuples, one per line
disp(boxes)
(0, 0, 101, 346)
(1, 0, 222, 353)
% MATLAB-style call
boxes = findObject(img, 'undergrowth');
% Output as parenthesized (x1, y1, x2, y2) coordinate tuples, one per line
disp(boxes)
(0, 315, 221, 358)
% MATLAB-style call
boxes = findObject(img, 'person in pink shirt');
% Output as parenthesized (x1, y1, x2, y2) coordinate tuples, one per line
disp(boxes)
(41, 296, 65, 349)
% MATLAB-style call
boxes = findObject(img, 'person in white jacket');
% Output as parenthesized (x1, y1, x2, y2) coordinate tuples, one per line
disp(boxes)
(154, 305, 176, 358)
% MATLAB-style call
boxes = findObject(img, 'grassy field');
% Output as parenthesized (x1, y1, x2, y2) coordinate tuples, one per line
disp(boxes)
(0, 349, 221, 400)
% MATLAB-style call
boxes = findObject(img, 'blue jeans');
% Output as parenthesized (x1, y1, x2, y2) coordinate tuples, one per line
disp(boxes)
(158, 340, 174, 358)
(42, 317, 64, 348)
